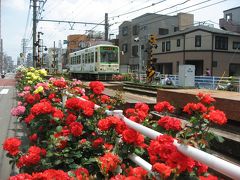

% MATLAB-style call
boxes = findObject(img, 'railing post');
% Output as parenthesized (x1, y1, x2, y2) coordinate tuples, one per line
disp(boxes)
(62, 90, 67, 108)
(212, 76, 215, 90)
(239, 77, 240, 93)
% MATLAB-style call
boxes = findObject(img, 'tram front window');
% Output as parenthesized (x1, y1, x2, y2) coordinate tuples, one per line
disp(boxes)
(100, 51, 118, 63)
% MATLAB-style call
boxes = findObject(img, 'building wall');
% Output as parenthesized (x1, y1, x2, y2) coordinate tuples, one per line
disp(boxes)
(213, 52, 240, 76)
(67, 34, 89, 53)
(155, 52, 184, 73)
(119, 21, 132, 66)
(178, 13, 194, 30)
(153, 28, 240, 76)
(185, 30, 212, 50)
(224, 7, 240, 24)
(119, 13, 193, 72)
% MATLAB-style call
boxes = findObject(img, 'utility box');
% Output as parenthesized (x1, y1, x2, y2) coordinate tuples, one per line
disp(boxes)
(178, 65, 195, 87)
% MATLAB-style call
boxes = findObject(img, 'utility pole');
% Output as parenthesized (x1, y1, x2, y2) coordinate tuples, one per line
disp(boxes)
(0, 0, 2, 73)
(53, 41, 56, 73)
(57, 40, 62, 73)
(105, 13, 108, 41)
(37, 32, 43, 67)
(37, 32, 40, 67)
(33, 0, 37, 68)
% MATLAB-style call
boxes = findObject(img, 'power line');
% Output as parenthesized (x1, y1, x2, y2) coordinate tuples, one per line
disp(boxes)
(23, 0, 32, 39)
(88, 0, 165, 33)
(141, 0, 211, 26)
(110, 0, 168, 19)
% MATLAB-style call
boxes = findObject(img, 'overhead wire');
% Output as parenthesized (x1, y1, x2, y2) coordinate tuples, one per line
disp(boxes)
(110, 0, 168, 19)
(23, 0, 32, 39)
(87, 0, 164, 34)
(111, 0, 218, 28)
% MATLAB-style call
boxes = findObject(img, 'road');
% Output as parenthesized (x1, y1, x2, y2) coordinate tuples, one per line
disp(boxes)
(0, 73, 19, 180)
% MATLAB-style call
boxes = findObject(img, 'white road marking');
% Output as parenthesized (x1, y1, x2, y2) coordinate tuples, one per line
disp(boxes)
(0, 89, 9, 94)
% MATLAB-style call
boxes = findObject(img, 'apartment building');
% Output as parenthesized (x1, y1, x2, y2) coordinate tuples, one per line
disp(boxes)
(219, 6, 240, 33)
(119, 13, 194, 73)
(152, 25, 240, 76)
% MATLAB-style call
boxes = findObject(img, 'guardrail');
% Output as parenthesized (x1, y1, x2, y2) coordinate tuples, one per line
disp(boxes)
(130, 72, 240, 92)
(63, 91, 240, 179)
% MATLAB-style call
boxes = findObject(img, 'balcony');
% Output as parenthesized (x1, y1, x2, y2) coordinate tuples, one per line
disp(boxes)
(219, 18, 240, 33)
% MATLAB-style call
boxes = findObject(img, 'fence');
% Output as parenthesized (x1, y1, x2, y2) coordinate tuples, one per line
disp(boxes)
(63, 91, 240, 179)
(131, 72, 240, 92)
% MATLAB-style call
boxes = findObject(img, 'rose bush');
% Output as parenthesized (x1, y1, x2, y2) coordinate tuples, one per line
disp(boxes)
(3, 67, 226, 179)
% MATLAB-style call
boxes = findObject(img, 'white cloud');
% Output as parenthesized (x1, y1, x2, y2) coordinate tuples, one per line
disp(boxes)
(3, 0, 27, 11)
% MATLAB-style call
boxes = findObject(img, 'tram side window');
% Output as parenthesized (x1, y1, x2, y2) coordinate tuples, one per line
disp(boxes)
(95, 52, 98, 62)
(85, 54, 88, 63)
(88, 53, 90, 63)
(91, 52, 94, 63)
(73, 57, 75, 64)
(82, 54, 84, 64)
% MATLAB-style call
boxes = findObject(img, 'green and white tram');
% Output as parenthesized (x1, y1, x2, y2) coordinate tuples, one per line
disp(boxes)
(69, 44, 120, 80)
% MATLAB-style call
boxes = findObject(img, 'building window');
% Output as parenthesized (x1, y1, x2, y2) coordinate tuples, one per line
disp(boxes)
(215, 36, 228, 50)
(174, 26, 179, 32)
(229, 63, 240, 76)
(122, 26, 128, 36)
(132, 45, 138, 57)
(226, 13, 232, 21)
(177, 61, 179, 73)
(132, 25, 139, 35)
(177, 39, 181, 47)
(233, 42, 240, 49)
(159, 28, 169, 35)
(166, 41, 171, 51)
(195, 35, 201, 47)
(122, 44, 128, 53)
(212, 61, 217, 67)
(162, 42, 165, 52)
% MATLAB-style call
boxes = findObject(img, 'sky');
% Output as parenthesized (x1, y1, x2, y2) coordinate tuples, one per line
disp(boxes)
(2, 0, 240, 63)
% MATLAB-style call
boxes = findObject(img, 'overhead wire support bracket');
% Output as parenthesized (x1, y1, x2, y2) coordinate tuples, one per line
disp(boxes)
(36, 19, 106, 26)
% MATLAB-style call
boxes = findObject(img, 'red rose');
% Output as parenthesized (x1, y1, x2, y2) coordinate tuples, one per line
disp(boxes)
(92, 137, 104, 148)
(152, 163, 172, 177)
(98, 118, 111, 131)
(29, 133, 38, 142)
(66, 113, 77, 125)
(69, 122, 83, 137)
(52, 108, 64, 120)
(122, 128, 138, 144)
(3, 137, 21, 156)
(99, 152, 120, 173)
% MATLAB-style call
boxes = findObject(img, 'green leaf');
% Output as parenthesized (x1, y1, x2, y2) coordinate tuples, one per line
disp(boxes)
(68, 171, 76, 177)
(65, 158, 74, 164)
(46, 152, 53, 157)
(134, 148, 145, 156)
(56, 126, 62, 132)
(190, 116, 198, 124)
(54, 159, 62, 165)
(83, 157, 97, 165)
(69, 163, 78, 169)
(214, 135, 225, 143)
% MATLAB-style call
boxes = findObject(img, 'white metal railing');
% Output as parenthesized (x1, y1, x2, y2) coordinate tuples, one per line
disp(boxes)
(63, 92, 240, 179)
